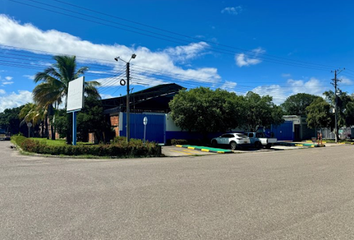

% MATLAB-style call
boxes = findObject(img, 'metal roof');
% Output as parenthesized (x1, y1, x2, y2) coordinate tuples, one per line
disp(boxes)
(102, 83, 184, 114)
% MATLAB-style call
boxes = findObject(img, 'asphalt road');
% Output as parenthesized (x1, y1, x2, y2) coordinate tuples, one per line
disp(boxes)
(1, 141, 354, 239)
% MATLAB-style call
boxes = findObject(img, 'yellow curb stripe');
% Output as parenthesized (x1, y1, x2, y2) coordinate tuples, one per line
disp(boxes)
(201, 149, 209, 152)
(217, 151, 225, 154)
(295, 144, 303, 147)
(188, 147, 195, 149)
(176, 145, 183, 147)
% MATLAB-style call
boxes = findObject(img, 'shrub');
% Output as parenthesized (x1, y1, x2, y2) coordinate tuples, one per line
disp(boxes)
(11, 135, 27, 147)
(111, 136, 126, 144)
(12, 136, 161, 158)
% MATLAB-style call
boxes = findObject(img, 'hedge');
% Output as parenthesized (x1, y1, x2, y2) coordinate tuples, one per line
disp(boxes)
(12, 136, 161, 158)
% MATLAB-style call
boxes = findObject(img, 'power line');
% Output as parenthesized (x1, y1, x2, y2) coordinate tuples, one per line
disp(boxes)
(7, 0, 338, 71)
(49, 0, 337, 70)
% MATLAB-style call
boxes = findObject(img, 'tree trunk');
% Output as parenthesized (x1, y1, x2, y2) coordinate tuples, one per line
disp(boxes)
(51, 124, 55, 140)
(45, 115, 49, 139)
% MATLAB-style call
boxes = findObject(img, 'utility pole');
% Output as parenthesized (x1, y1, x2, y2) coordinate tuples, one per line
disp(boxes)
(331, 68, 344, 143)
(126, 61, 130, 142)
(115, 54, 136, 143)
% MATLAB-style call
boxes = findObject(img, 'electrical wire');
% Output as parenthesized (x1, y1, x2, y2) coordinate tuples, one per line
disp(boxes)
(7, 0, 339, 71)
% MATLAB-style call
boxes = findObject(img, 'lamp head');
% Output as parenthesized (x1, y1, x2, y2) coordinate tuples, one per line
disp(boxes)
(131, 54, 136, 59)
(114, 57, 119, 61)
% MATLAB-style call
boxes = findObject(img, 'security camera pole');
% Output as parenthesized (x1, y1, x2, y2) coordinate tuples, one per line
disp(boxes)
(115, 54, 136, 143)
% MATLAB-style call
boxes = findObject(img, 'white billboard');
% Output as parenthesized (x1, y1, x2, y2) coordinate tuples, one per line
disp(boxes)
(67, 76, 84, 112)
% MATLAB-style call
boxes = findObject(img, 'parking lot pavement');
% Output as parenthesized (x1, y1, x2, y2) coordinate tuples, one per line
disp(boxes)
(162, 141, 353, 157)
(162, 145, 216, 157)
(162, 145, 306, 156)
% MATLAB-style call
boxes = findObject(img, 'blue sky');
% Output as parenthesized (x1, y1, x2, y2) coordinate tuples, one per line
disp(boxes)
(0, 0, 354, 112)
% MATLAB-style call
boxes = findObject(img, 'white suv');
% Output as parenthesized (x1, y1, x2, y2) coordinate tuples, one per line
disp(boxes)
(211, 133, 251, 150)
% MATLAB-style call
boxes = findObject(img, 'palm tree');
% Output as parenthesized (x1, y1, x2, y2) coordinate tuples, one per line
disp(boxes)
(19, 103, 45, 137)
(33, 55, 100, 142)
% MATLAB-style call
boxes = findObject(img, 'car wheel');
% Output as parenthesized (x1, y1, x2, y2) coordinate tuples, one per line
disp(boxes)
(255, 141, 262, 149)
(265, 143, 271, 149)
(230, 141, 237, 150)
(211, 140, 217, 147)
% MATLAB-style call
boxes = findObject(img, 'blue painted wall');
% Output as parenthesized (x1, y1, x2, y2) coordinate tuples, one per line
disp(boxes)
(270, 121, 293, 140)
(120, 113, 166, 143)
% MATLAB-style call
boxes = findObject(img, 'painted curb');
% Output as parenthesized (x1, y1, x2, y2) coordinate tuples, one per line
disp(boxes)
(176, 145, 233, 154)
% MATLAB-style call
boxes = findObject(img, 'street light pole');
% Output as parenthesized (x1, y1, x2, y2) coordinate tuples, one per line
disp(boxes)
(126, 61, 130, 142)
(115, 54, 136, 143)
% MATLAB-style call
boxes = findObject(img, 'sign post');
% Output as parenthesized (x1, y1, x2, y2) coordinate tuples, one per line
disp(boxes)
(26, 122, 32, 138)
(143, 116, 148, 143)
(67, 77, 84, 146)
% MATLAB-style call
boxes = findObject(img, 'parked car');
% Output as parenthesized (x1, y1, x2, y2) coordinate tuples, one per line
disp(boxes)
(245, 132, 277, 149)
(211, 133, 251, 150)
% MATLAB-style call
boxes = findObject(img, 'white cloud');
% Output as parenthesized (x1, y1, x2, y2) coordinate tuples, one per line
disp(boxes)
(0, 75, 14, 86)
(220, 81, 237, 90)
(0, 90, 32, 112)
(252, 77, 326, 105)
(96, 74, 167, 89)
(235, 48, 265, 67)
(2, 81, 13, 85)
(23, 75, 35, 80)
(235, 54, 261, 67)
(0, 14, 220, 87)
(252, 47, 265, 55)
(282, 73, 291, 78)
(164, 42, 209, 62)
(221, 6, 243, 15)
(0, 89, 5, 94)
(87, 70, 112, 75)
(252, 85, 288, 105)
(287, 77, 325, 95)
(340, 76, 353, 85)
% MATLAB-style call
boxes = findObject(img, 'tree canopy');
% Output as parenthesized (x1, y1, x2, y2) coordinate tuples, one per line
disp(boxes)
(323, 90, 354, 128)
(32, 55, 100, 142)
(0, 106, 27, 134)
(243, 92, 284, 131)
(169, 87, 284, 135)
(281, 93, 320, 116)
(169, 87, 245, 135)
(306, 97, 333, 130)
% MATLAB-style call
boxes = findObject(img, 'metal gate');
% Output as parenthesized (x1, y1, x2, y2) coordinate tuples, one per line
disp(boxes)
(271, 121, 293, 140)
(120, 113, 166, 144)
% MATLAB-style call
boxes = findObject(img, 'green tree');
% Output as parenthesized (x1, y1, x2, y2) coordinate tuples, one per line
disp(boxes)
(18, 103, 45, 137)
(323, 90, 354, 128)
(281, 93, 320, 116)
(305, 97, 332, 130)
(77, 95, 112, 143)
(33, 55, 100, 143)
(344, 98, 354, 127)
(0, 106, 26, 135)
(169, 87, 245, 138)
(243, 92, 284, 131)
(52, 109, 68, 138)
